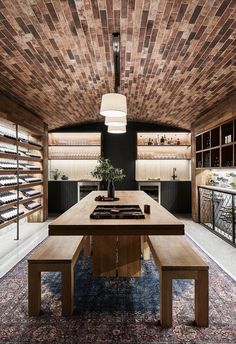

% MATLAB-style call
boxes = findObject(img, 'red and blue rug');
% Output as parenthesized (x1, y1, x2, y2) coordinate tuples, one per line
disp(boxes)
(0, 237, 236, 343)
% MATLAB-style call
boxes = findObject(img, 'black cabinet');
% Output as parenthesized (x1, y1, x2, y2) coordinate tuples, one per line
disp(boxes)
(161, 181, 192, 213)
(48, 181, 78, 214)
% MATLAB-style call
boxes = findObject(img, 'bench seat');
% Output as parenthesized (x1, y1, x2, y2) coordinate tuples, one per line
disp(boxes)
(148, 235, 209, 327)
(28, 235, 84, 316)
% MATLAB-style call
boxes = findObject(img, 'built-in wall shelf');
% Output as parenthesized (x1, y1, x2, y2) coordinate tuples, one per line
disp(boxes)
(48, 133, 101, 160)
(135, 132, 191, 182)
(0, 118, 48, 235)
(196, 119, 236, 169)
(48, 132, 101, 180)
(137, 132, 191, 160)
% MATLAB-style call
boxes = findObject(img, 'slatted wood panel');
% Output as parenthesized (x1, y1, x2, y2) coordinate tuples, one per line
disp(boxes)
(0, 0, 235, 130)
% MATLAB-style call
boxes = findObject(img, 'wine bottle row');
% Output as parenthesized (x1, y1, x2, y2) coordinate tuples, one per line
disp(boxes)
(0, 128, 42, 148)
(0, 189, 41, 205)
(0, 201, 42, 223)
(0, 175, 42, 186)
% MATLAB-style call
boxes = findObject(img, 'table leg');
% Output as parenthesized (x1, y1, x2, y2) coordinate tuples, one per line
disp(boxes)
(118, 236, 141, 277)
(93, 236, 117, 276)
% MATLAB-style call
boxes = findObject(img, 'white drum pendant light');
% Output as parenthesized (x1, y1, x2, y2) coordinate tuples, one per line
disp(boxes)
(108, 125, 126, 134)
(105, 115, 127, 126)
(100, 93, 127, 118)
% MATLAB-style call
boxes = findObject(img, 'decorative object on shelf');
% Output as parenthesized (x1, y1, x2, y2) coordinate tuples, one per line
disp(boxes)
(108, 125, 126, 134)
(51, 168, 62, 180)
(61, 174, 69, 180)
(160, 136, 165, 145)
(91, 157, 125, 199)
(148, 138, 153, 145)
(172, 168, 177, 180)
(105, 116, 127, 126)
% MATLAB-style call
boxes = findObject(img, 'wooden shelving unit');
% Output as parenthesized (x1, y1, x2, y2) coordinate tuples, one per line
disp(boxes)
(195, 119, 236, 169)
(0, 118, 48, 238)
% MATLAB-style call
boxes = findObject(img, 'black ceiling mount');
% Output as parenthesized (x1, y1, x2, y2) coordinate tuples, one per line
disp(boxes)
(112, 32, 120, 93)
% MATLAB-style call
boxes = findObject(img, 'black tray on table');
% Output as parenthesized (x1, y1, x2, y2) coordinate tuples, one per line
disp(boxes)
(95, 195, 120, 202)
(90, 205, 145, 219)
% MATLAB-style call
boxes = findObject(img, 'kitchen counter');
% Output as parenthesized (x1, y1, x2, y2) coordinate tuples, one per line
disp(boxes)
(137, 180, 192, 213)
(136, 180, 191, 182)
(48, 180, 100, 213)
(49, 179, 100, 182)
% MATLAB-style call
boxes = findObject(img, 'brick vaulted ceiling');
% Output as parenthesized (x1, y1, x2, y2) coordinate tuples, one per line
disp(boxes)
(0, 1, 236, 130)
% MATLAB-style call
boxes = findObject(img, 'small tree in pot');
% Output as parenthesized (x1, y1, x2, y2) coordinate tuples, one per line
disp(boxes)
(91, 157, 125, 198)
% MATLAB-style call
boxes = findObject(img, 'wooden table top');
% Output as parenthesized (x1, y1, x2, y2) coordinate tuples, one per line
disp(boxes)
(49, 191, 184, 236)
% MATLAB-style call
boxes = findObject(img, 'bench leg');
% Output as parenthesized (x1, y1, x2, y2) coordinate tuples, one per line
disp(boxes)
(83, 236, 92, 256)
(28, 264, 41, 316)
(195, 270, 209, 327)
(160, 271, 172, 327)
(61, 264, 74, 316)
(141, 235, 150, 260)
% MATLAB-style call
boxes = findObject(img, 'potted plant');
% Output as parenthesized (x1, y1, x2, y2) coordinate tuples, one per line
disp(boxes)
(51, 168, 62, 180)
(91, 157, 125, 198)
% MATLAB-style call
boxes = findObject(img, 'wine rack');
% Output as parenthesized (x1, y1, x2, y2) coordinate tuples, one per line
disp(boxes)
(195, 119, 236, 169)
(0, 118, 47, 238)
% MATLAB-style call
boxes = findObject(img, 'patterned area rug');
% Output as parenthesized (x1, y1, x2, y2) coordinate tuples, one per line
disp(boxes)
(0, 237, 236, 344)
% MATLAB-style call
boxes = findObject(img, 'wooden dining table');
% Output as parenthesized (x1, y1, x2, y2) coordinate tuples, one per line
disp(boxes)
(49, 190, 184, 277)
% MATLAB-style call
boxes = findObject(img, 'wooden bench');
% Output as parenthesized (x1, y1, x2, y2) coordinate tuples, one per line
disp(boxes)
(28, 235, 84, 316)
(148, 235, 209, 328)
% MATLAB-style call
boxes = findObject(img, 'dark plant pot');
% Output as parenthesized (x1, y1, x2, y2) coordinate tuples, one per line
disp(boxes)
(107, 180, 115, 199)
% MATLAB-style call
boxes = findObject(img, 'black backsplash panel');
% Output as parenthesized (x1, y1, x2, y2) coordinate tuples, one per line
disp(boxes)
(51, 121, 188, 190)
(104, 129, 137, 189)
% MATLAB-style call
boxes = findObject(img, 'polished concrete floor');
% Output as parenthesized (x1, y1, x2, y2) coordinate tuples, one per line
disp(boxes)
(0, 219, 50, 278)
(181, 216, 236, 281)
(0, 215, 236, 280)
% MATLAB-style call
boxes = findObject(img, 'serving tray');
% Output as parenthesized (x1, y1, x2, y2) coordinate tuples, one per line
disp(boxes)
(90, 205, 145, 219)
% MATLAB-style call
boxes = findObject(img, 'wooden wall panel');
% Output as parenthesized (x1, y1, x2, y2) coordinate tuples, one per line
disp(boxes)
(0, 93, 44, 134)
(0, 1, 235, 130)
